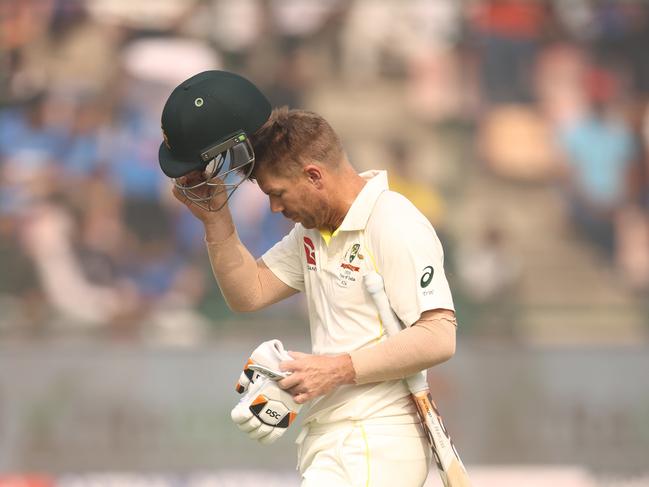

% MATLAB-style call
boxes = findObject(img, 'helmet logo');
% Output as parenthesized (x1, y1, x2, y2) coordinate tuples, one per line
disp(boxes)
(162, 127, 172, 150)
(194, 97, 204, 107)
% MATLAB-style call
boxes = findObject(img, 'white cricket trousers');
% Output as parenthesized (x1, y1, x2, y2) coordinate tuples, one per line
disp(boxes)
(296, 418, 431, 487)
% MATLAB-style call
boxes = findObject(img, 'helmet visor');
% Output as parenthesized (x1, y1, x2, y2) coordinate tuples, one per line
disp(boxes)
(173, 132, 255, 212)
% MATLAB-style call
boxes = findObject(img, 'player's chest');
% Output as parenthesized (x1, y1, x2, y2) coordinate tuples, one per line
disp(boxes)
(300, 235, 372, 296)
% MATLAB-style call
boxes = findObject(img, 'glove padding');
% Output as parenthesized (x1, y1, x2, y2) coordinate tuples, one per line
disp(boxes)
(231, 339, 301, 444)
(235, 339, 290, 393)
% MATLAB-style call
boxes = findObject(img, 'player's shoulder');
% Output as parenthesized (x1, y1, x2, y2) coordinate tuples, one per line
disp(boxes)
(366, 190, 445, 265)
(371, 190, 429, 225)
(271, 222, 306, 250)
(366, 189, 437, 246)
(289, 222, 309, 245)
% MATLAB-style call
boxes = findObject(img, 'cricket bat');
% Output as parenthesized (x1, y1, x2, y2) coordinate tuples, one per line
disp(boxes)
(363, 272, 472, 487)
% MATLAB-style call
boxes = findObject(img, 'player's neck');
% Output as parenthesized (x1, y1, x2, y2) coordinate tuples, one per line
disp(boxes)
(320, 172, 366, 232)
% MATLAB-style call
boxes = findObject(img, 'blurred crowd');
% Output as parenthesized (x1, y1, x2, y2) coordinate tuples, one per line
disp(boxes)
(1, 0, 648, 339)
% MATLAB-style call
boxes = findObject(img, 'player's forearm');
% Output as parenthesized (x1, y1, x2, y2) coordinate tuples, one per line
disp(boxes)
(204, 209, 237, 243)
(205, 229, 261, 312)
(205, 225, 297, 312)
(350, 314, 456, 385)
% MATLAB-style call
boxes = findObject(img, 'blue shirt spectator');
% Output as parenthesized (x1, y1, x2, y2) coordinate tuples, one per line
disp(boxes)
(0, 106, 67, 164)
(559, 114, 635, 208)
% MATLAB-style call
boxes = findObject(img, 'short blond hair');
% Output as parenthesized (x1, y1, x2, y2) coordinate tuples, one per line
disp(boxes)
(249, 107, 344, 179)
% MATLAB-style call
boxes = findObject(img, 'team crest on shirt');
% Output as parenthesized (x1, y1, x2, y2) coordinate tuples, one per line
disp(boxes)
(343, 243, 363, 264)
(303, 237, 317, 270)
(340, 243, 362, 275)
(338, 243, 363, 276)
(337, 243, 364, 288)
(348, 243, 360, 263)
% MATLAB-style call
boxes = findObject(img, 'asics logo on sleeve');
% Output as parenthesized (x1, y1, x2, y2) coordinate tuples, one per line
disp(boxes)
(420, 266, 434, 288)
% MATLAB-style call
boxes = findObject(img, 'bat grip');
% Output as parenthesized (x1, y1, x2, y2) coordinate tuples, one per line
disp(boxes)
(405, 371, 430, 395)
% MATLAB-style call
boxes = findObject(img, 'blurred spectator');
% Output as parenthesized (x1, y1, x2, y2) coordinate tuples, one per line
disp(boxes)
(403, 1, 466, 123)
(555, 67, 636, 258)
(0, 0, 55, 104)
(478, 104, 559, 181)
(468, 0, 551, 105)
(405, 45, 467, 124)
(534, 42, 590, 127)
(21, 200, 139, 327)
(46, 3, 120, 96)
(340, 0, 460, 85)
(0, 94, 67, 213)
(0, 0, 55, 53)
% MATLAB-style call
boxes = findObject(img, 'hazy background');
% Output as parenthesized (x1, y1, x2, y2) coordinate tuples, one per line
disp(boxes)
(1, 1, 648, 486)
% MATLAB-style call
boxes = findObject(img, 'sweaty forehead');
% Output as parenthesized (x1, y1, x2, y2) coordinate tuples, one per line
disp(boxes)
(256, 170, 292, 194)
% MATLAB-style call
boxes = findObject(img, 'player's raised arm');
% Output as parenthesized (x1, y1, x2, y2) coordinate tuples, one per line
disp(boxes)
(158, 70, 297, 312)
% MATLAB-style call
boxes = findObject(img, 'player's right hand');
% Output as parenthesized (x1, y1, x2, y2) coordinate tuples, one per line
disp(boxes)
(231, 340, 302, 444)
(172, 171, 229, 220)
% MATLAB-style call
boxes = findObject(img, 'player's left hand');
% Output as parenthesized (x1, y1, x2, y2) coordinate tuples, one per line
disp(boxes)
(231, 375, 301, 444)
(278, 351, 356, 404)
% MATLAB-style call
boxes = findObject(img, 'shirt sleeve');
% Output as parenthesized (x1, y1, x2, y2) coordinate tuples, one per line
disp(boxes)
(368, 192, 454, 327)
(261, 224, 305, 292)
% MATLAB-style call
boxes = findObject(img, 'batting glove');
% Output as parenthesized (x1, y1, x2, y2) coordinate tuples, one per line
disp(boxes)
(231, 339, 301, 444)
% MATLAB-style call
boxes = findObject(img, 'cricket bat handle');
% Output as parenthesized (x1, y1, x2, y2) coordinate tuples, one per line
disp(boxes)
(363, 272, 472, 487)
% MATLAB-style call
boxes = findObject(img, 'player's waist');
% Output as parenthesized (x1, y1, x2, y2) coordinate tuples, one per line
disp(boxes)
(301, 379, 415, 425)
(303, 411, 422, 435)
(303, 413, 420, 434)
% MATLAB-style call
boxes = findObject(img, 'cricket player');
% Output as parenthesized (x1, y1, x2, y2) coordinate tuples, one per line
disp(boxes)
(158, 70, 457, 487)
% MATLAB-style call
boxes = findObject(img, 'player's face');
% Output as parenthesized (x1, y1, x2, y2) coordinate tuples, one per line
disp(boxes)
(256, 168, 327, 229)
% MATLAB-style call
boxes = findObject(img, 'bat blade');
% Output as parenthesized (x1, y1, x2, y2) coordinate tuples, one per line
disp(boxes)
(414, 392, 472, 487)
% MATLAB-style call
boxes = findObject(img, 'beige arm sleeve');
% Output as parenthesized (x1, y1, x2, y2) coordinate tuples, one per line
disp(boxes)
(350, 309, 457, 385)
(205, 231, 298, 312)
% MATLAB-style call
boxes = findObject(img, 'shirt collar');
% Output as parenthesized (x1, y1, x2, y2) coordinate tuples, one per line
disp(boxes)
(337, 169, 388, 232)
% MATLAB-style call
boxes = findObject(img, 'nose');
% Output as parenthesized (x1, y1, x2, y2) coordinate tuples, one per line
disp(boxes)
(269, 196, 283, 213)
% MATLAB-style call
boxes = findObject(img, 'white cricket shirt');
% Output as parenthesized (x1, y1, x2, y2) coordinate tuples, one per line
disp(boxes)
(261, 170, 455, 425)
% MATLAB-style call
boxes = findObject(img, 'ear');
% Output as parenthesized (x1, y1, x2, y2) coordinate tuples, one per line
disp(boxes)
(303, 164, 323, 188)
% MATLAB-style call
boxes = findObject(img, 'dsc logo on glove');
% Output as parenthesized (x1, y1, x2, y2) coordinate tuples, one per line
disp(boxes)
(266, 408, 282, 419)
